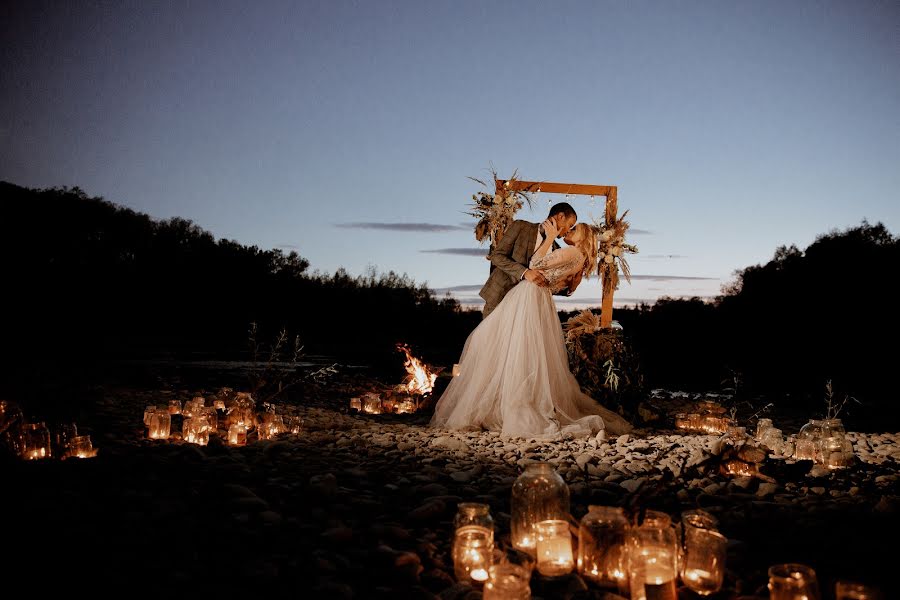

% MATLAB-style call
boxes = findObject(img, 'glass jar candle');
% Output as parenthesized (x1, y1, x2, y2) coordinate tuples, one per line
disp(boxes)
(483, 563, 531, 600)
(681, 528, 727, 596)
(148, 410, 171, 440)
(362, 393, 382, 414)
(69, 435, 94, 458)
(794, 420, 824, 461)
(834, 580, 883, 600)
(228, 423, 247, 446)
(535, 519, 574, 577)
(578, 505, 629, 590)
(198, 407, 218, 433)
(755, 418, 774, 440)
(768, 563, 821, 600)
(453, 525, 493, 584)
(819, 418, 854, 468)
(628, 522, 678, 600)
(22, 422, 52, 460)
(53, 422, 78, 458)
(760, 428, 785, 453)
(511, 462, 570, 555)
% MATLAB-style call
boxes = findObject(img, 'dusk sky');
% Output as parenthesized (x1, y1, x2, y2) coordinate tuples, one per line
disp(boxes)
(2, 1, 898, 308)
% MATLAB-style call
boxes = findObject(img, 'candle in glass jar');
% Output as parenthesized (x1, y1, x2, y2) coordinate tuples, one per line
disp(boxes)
(536, 519, 574, 577)
(768, 563, 821, 600)
(70, 435, 94, 458)
(483, 563, 531, 600)
(228, 423, 247, 446)
(835, 580, 883, 600)
(148, 410, 171, 439)
(453, 525, 493, 584)
(683, 568, 718, 595)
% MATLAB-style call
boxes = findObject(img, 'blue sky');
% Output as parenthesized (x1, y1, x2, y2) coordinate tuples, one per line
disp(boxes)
(2, 1, 898, 309)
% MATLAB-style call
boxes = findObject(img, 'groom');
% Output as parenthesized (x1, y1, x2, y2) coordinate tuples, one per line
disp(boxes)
(479, 202, 578, 318)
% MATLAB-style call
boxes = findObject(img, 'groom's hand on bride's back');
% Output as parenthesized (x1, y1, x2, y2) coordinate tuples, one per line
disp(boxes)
(524, 269, 549, 287)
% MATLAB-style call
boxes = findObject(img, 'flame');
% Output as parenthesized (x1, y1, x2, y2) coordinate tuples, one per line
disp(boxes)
(397, 344, 437, 396)
(724, 460, 757, 477)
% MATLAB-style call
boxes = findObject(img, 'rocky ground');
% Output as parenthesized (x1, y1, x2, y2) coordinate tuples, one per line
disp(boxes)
(4, 371, 898, 599)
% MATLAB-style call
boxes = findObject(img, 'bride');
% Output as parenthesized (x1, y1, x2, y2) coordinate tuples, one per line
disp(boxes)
(430, 220, 633, 440)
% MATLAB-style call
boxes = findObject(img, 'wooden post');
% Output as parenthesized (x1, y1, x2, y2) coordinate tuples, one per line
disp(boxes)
(601, 187, 618, 328)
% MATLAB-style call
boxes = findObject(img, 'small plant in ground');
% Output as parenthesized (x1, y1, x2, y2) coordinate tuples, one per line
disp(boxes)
(247, 322, 339, 404)
(822, 379, 860, 420)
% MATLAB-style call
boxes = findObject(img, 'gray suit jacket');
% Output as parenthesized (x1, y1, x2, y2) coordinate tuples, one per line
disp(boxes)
(479, 220, 562, 317)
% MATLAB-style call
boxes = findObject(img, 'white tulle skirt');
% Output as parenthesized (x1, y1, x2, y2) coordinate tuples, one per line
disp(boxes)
(430, 280, 633, 440)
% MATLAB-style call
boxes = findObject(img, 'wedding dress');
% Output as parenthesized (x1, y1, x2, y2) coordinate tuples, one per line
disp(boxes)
(430, 245, 633, 440)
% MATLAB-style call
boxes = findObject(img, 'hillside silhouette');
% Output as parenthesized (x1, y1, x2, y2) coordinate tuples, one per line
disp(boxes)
(1, 181, 897, 429)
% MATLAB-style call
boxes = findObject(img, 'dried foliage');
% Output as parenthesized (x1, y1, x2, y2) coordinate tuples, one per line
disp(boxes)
(468, 167, 536, 247)
(822, 379, 861, 420)
(247, 322, 338, 404)
(590, 210, 638, 292)
(563, 308, 603, 343)
(564, 313, 644, 419)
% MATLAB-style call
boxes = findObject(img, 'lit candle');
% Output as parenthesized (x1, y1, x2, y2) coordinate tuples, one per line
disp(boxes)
(452, 363, 461, 377)
(349, 397, 362, 411)
(22, 422, 52, 459)
(483, 563, 530, 600)
(768, 563, 821, 600)
(228, 423, 247, 446)
(148, 411, 171, 440)
(70, 435, 94, 458)
(453, 525, 493, 584)
(362, 394, 382, 414)
(536, 519, 574, 577)
(644, 563, 676, 600)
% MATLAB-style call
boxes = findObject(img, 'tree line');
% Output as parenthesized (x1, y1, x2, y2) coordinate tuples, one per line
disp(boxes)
(1, 181, 896, 428)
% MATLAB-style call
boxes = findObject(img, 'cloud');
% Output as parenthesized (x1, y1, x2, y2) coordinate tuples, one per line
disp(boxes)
(420, 248, 488, 256)
(640, 254, 686, 259)
(629, 274, 718, 281)
(627, 228, 652, 235)
(335, 222, 468, 232)
(276, 243, 300, 249)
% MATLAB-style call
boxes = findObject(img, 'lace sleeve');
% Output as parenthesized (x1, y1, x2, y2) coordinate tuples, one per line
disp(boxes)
(530, 247, 584, 292)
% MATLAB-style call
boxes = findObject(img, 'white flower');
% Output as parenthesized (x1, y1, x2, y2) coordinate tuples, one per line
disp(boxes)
(604, 254, 615, 264)
(611, 246, 621, 257)
(601, 230, 613, 242)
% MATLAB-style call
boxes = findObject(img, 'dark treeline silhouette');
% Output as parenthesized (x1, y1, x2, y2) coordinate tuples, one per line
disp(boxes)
(0, 182, 477, 381)
(2, 181, 897, 428)
(564, 219, 899, 428)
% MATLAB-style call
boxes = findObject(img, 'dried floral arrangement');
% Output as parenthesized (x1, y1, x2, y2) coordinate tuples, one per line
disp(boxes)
(468, 168, 536, 248)
(590, 210, 639, 292)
